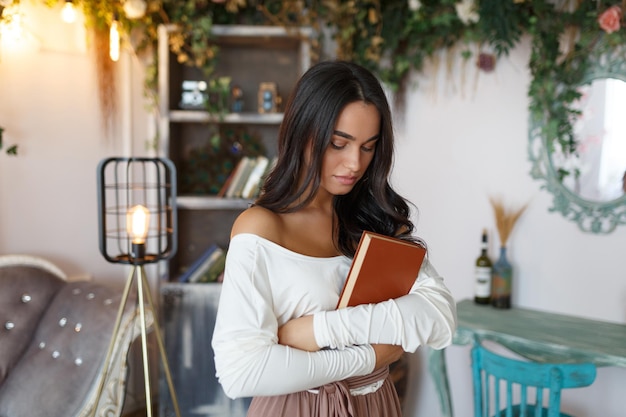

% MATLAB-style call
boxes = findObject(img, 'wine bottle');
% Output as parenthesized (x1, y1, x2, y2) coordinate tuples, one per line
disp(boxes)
(474, 229, 493, 305)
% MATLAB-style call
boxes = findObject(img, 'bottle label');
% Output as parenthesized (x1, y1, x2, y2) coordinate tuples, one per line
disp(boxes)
(474, 266, 492, 297)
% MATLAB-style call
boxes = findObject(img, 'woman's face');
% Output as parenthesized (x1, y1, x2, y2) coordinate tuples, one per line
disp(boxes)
(319, 101, 380, 196)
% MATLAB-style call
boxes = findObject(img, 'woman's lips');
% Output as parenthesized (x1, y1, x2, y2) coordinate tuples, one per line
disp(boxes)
(335, 175, 358, 186)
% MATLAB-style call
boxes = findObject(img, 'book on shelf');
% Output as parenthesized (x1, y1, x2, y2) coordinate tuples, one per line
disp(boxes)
(188, 246, 226, 283)
(217, 164, 238, 197)
(217, 155, 276, 199)
(195, 249, 227, 283)
(222, 157, 251, 198)
(226, 156, 256, 198)
(177, 243, 219, 283)
(250, 155, 277, 199)
(241, 155, 270, 199)
(336, 231, 427, 309)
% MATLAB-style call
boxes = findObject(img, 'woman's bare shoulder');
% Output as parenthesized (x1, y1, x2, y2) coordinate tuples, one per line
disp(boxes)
(231, 205, 283, 242)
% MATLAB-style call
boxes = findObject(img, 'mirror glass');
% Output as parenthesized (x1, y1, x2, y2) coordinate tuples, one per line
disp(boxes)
(553, 78, 626, 202)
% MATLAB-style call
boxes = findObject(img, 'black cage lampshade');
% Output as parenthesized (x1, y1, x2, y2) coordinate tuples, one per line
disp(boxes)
(97, 157, 177, 265)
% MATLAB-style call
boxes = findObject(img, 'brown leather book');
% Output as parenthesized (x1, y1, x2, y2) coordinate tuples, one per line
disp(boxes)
(336, 231, 427, 309)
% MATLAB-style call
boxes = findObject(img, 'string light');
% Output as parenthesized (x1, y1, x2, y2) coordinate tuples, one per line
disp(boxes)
(123, 0, 147, 20)
(60, 0, 77, 23)
(109, 15, 120, 62)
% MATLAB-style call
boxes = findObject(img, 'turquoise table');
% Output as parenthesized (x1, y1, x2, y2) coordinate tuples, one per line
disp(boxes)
(429, 299, 626, 417)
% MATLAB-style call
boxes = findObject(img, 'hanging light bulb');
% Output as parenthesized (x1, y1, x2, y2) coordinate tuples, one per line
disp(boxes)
(109, 15, 120, 62)
(60, 0, 77, 23)
(123, 0, 147, 19)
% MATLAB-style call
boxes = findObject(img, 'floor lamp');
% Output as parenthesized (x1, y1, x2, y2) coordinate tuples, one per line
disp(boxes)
(96, 157, 181, 417)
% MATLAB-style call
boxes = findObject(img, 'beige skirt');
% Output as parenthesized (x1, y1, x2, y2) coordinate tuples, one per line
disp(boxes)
(246, 366, 402, 417)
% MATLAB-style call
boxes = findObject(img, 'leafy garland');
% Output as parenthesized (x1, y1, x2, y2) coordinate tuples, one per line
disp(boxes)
(2, 0, 626, 163)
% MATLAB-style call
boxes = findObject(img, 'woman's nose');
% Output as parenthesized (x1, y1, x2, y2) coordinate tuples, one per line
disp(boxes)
(343, 148, 361, 171)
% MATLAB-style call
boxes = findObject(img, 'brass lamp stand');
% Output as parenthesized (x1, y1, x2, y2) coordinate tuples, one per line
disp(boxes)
(95, 157, 181, 417)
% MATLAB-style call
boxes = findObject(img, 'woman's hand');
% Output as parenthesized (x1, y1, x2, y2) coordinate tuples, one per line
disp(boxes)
(278, 315, 320, 352)
(371, 344, 404, 370)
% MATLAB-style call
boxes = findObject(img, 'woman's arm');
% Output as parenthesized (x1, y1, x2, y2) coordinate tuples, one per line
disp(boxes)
(212, 235, 377, 399)
(280, 258, 457, 353)
(278, 319, 404, 370)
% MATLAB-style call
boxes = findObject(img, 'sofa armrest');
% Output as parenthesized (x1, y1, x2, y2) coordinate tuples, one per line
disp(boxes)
(0, 261, 66, 385)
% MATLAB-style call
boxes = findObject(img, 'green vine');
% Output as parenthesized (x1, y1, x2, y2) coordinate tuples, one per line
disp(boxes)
(2, 0, 626, 171)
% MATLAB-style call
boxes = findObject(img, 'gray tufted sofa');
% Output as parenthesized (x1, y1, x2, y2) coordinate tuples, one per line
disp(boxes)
(0, 255, 142, 417)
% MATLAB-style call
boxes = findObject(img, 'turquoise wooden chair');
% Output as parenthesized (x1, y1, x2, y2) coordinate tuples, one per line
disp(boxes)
(471, 342, 596, 417)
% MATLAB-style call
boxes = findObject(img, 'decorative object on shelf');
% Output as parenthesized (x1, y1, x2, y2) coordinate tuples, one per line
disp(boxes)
(206, 76, 232, 116)
(179, 80, 208, 110)
(491, 246, 512, 309)
(179, 126, 266, 195)
(473, 228, 493, 305)
(231, 84, 244, 113)
(489, 196, 527, 309)
(96, 157, 181, 417)
(257, 82, 280, 114)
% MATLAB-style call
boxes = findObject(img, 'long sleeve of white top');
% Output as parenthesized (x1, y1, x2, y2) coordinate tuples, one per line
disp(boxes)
(212, 237, 377, 399)
(313, 259, 457, 352)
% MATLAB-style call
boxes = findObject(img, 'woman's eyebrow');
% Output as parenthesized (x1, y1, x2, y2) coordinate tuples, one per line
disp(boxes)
(333, 130, 380, 142)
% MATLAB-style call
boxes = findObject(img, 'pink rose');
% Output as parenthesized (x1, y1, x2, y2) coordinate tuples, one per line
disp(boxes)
(598, 5, 622, 34)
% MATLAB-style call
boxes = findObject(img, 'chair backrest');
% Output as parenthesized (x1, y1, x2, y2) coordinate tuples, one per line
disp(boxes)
(471, 342, 596, 417)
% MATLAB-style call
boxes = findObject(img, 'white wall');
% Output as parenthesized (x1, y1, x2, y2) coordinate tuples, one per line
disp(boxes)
(1, 4, 625, 417)
(0, 3, 151, 286)
(394, 37, 626, 417)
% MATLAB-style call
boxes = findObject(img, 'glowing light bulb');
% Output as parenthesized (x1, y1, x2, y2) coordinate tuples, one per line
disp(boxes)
(61, 1, 77, 23)
(123, 0, 147, 19)
(109, 19, 120, 62)
(126, 205, 150, 244)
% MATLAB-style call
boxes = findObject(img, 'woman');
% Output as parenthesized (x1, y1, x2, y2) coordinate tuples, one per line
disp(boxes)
(212, 60, 457, 417)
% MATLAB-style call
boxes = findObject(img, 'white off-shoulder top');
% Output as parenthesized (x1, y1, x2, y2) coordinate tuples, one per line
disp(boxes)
(211, 233, 457, 399)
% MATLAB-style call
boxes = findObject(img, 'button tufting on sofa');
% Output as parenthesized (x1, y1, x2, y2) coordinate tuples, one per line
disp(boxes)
(0, 254, 145, 417)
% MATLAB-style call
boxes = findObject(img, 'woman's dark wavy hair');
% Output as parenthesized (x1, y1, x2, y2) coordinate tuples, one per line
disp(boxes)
(255, 60, 420, 257)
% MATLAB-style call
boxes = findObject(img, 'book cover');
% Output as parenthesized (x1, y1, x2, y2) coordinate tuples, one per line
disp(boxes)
(188, 246, 225, 283)
(217, 164, 238, 197)
(241, 156, 269, 199)
(225, 157, 252, 198)
(336, 231, 427, 309)
(196, 249, 227, 283)
(231, 157, 259, 198)
(250, 155, 277, 199)
(177, 243, 218, 283)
